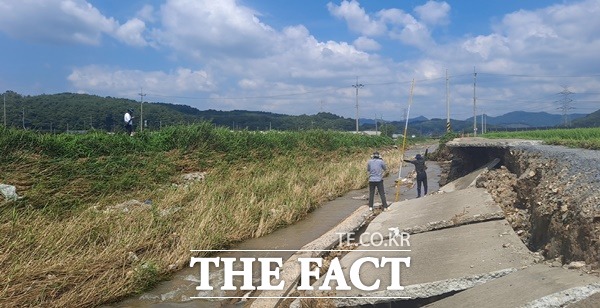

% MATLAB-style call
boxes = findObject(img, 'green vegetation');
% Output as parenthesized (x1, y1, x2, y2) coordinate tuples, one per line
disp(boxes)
(0, 124, 396, 307)
(484, 127, 600, 149)
(1, 91, 358, 132)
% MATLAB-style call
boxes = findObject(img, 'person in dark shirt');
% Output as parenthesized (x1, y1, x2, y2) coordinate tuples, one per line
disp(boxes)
(403, 149, 428, 198)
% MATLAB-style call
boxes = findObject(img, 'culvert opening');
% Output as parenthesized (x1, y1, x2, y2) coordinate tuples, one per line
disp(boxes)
(443, 145, 599, 271)
(443, 145, 548, 253)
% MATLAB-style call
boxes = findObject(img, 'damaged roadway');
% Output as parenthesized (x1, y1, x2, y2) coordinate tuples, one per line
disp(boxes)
(281, 141, 600, 307)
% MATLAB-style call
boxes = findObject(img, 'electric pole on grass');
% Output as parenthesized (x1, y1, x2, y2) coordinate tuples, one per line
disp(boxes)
(446, 69, 451, 132)
(352, 77, 364, 133)
(139, 88, 146, 132)
(3, 92, 6, 128)
(473, 67, 478, 136)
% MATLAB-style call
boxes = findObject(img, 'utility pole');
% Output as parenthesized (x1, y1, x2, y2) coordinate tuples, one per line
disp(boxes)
(22, 106, 25, 129)
(374, 113, 378, 135)
(446, 69, 451, 132)
(556, 86, 574, 127)
(481, 110, 487, 134)
(481, 111, 484, 134)
(3, 93, 6, 128)
(473, 67, 477, 136)
(352, 76, 364, 133)
(139, 88, 146, 132)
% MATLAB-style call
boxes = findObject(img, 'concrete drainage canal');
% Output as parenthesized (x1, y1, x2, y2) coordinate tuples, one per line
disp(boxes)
(444, 140, 600, 271)
(107, 140, 600, 307)
(353, 139, 600, 308)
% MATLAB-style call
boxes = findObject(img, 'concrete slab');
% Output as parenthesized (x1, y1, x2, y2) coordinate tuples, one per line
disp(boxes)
(424, 265, 600, 308)
(568, 291, 600, 308)
(306, 220, 534, 305)
(446, 137, 543, 148)
(363, 187, 504, 242)
(250, 206, 372, 308)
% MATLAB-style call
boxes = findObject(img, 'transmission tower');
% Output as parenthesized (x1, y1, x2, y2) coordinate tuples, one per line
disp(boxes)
(556, 86, 574, 127)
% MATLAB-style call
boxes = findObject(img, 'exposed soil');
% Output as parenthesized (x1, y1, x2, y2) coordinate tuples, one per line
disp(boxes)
(441, 143, 600, 273)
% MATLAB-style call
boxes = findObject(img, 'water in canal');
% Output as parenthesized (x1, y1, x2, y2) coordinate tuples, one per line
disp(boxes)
(107, 146, 440, 307)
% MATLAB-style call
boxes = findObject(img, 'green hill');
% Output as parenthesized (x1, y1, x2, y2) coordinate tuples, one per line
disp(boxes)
(1, 91, 357, 132)
(572, 109, 600, 127)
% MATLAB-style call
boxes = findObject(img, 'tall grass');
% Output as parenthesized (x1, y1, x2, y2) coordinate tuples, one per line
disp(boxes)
(0, 124, 396, 307)
(484, 127, 600, 149)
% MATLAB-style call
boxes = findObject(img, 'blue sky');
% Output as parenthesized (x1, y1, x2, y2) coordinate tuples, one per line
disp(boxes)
(1, 0, 600, 121)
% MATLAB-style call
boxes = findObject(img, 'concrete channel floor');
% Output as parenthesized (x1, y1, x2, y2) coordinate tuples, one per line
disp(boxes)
(424, 264, 600, 308)
(310, 219, 534, 301)
(289, 162, 600, 307)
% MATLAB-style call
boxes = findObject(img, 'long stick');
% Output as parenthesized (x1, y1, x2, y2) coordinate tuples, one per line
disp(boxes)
(395, 79, 415, 202)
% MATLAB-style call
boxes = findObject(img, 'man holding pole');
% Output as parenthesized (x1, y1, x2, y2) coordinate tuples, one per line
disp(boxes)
(403, 149, 428, 198)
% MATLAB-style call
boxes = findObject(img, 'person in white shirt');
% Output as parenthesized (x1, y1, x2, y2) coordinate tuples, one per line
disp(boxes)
(124, 109, 134, 136)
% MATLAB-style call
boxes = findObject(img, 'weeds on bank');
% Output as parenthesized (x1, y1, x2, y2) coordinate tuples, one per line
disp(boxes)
(0, 124, 397, 307)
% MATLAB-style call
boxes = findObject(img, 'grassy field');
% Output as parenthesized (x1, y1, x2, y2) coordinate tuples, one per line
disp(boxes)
(484, 127, 600, 149)
(0, 124, 399, 307)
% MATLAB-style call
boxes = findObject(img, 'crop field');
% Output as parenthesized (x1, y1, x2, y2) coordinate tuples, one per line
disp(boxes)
(484, 127, 600, 149)
(0, 124, 398, 307)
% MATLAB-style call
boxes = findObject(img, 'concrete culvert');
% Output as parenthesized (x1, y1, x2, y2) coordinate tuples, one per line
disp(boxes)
(444, 138, 600, 271)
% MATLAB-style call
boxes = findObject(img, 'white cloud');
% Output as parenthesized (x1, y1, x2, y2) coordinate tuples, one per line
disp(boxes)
(0, 0, 151, 46)
(5, 0, 600, 120)
(154, 0, 278, 59)
(327, 0, 386, 36)
(454, 0, 600, 75)
(414, 1, 450, 26)
(353, 36, 381, 51)
(136, 4, 157, 23)
(68, 65, 215, 96)
(0, 0, 117, 45)
(328, 0, 435, 49)
(462, 34, 509, 60)
(114, 18, 148, 47)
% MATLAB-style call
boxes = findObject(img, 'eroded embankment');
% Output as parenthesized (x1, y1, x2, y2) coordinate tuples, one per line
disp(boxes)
(444, 141, 600, 271)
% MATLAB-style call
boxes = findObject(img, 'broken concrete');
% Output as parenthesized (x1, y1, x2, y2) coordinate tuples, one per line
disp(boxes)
(314, 220, 534, 303)
(314, 269, 517, 307)
(446, 137, 600, 269)
(364, 187, 504, 239)
(250, 206, 372, 308)
(285, 138, 600, 306)
(425, 265, 600, 308)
